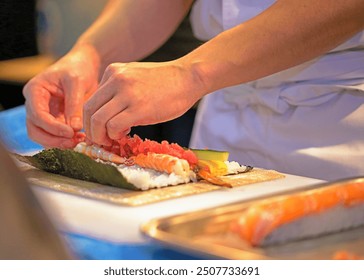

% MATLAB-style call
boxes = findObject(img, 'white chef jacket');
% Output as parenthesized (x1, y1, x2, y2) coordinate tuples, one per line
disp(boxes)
(189, 0, 364, 180)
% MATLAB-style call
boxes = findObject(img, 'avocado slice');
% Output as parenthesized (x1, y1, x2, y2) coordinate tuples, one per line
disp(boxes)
(191, 149, 229, 161)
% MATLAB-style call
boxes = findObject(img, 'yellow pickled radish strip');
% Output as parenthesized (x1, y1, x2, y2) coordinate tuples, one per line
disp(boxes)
(197, 159, 228, 176)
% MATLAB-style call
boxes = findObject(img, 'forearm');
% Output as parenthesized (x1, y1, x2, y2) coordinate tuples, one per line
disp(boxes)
(72, 0, 193, 75)
(181, 0, 364, 95)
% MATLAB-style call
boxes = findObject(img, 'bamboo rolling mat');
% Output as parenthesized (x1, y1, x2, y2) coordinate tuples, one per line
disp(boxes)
(20, 165, 284, 206)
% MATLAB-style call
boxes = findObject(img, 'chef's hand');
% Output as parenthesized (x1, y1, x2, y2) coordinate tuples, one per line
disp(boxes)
(83, 61, 206, 146)
(23, 47, 100, 148)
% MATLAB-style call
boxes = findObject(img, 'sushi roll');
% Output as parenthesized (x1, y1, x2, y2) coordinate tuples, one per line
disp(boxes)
(73, 135, 253, 190)
(231, 180, 364, 246)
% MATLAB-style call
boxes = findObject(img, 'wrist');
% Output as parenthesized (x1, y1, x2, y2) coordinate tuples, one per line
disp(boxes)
(176, 56, 211, 101)
(178, 49, 238, 99)
(70, 41, 102, 77)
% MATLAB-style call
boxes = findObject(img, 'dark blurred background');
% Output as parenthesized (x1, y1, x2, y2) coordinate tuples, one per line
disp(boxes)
(0, 0, 38, 60)
(0, 0, 38, 109)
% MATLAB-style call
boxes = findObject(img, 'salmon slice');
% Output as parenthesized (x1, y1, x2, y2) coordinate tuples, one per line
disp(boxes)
(232, 181, 364, 246)
(133, 152, 190, 177)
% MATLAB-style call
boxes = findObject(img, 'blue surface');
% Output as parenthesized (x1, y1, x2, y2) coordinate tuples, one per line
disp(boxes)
(0, 105, 42, 153)
(64, 233, 200, 260)
(0, 105, 200, 260)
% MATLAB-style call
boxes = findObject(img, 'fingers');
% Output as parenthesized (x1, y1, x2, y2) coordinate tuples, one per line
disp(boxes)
(99, 62, 127, 85)
(83, 83, 115, 146)
(63, 76, 87, 131)
(26, 119, 77, 149)
(84, 63, 159, 144)
(24, 86, 74, 138)
(86, 101, 136, 144)
(106, 112, 134, 140)
(88, 105, 135, 145)
(84, 91, 136, 145)
(84, 63, 140, 145)
(22, 50, 101, 149)
(87, 107, 114, 147)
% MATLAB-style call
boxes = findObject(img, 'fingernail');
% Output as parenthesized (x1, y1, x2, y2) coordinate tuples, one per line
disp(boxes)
(71, 117, 82, 130)
(123, 128, 131, 135)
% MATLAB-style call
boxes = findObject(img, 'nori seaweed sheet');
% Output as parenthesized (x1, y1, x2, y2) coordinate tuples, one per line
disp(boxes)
(14, 149, 138, 191)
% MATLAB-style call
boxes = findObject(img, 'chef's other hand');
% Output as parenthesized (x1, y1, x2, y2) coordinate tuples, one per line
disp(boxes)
(23, 47, 99, 148)
(83, 61, 206, 146)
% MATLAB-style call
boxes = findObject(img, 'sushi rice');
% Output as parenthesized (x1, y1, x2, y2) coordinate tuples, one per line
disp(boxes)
(96, 159, 249, 190)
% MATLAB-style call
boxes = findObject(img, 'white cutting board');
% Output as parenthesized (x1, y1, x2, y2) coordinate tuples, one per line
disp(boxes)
(30, 174, 324, 243)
